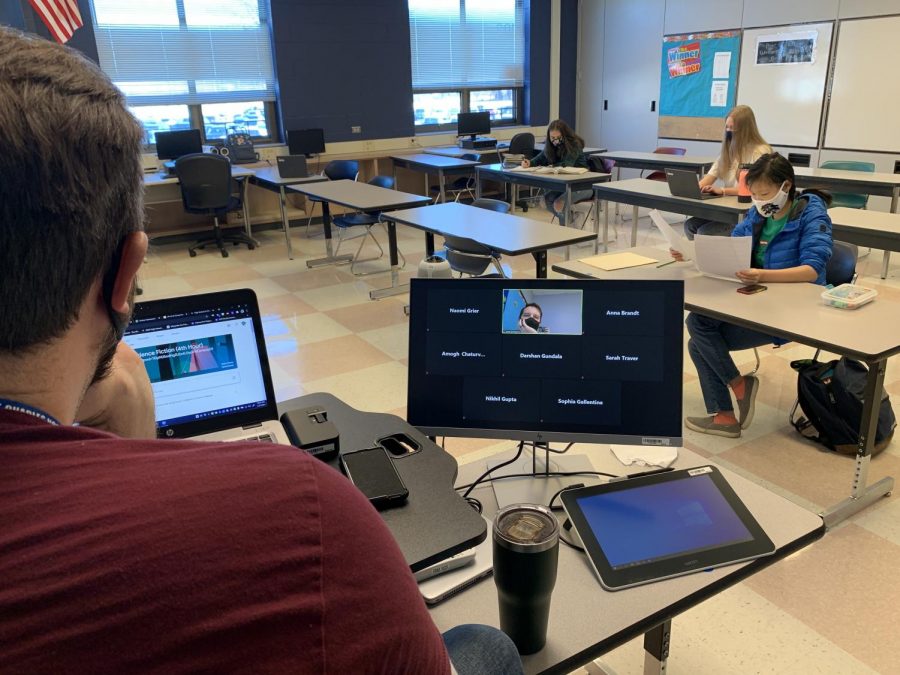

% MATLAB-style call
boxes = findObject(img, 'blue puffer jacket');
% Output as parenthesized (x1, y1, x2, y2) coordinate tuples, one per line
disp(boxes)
(732, 192, 833, 285)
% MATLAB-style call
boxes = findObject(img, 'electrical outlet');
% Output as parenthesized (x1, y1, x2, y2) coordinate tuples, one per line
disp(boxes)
(351, 126, 362, 134)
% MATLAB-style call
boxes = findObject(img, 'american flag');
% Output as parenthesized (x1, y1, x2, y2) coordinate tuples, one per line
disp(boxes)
(27, 0, 83, 44)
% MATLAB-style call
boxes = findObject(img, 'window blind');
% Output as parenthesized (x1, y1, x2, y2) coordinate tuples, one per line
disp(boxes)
(90, 0, 276, 106)
(409, 0, 525, 90)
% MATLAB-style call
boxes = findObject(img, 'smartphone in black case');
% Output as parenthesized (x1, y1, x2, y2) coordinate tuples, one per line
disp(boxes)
(340, 447, 409, 509)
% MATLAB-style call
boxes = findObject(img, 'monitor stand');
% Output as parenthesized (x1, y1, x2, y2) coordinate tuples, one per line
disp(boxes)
(487, 443, 605, 509)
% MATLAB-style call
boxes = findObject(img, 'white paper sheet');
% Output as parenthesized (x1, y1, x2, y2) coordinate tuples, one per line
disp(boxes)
(713, 51, 731, 79)
(649, 209, 694, 260)
(710, 81, 728, 107)
(693, 234, 752, 282)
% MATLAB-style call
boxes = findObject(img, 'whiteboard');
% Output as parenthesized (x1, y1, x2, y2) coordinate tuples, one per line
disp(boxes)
(825, 15, 900, 152)
(736, 22, 833, 148)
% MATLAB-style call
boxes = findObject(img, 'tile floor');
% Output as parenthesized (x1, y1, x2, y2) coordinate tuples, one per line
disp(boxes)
(141, 204, 900, 675)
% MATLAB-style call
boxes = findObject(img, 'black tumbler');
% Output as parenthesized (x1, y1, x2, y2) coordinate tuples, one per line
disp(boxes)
(492, 503, 560, 655)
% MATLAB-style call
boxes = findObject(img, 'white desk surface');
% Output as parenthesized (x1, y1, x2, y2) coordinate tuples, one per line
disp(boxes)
(478, 163, 610, 185)
(829, 207, 900, 232)
(423, 146, 501, 159)
(794, 166, 900, 187)
(592, 150, 718, 168)
(287, 179, 431, 211)
(553, 246, 900, 362)
(143, 165, 255, 187)
(389, 153, 482, 169)
(593, 178, 747, 211)
(250, 166, 329, 186)
(429, 445, 824, 674)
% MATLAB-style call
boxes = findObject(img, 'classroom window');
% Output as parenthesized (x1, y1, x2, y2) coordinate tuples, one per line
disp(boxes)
(408, 0, 525, 132)
(89, 0, 277, 146)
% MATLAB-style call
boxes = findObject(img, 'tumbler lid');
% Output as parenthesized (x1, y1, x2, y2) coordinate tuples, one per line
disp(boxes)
(493, 504, 559, 553)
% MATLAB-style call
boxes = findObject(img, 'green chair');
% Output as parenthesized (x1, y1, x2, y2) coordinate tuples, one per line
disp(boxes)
(819, 160, 875, 209)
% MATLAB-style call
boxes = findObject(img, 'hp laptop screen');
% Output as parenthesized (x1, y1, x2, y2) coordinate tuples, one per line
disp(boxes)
(124, 289, 278, 438)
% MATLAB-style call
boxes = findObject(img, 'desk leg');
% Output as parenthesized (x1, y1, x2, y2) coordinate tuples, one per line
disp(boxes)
(370, 218, 409, 299)
(642, 620, 671, 675)
(425, 232, 436, 257)
(821, 359, 894, 529)
(593, 195, 601, 254)
(475, 173, 483, 199)
(603, 199, 610, 253)
(512, 184, 518, 212)
(306, 201, 353, 268)
(564, 184, 573, 228)
(240, 178, 255, 243)
(882, 189, 898, 279)
(533, 251, 548, 278)
(438, 170, 447, 204)
(278, 185, 293, 260)
(631, 205, 639, 247)
(615, 167, 621, 217)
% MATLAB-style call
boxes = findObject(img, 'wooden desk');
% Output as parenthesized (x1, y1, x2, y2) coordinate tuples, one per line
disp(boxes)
(287, 179, 431, 269)
(372, 202, 596, 299)
(592, 178, 749, 252)
(553, 248, 899, 528)
(249, 168, 329, 259)
(389, 154, 482, 204)
(430, 445, 824, 674)
(475, 163, 611, 240)
(828, 207, 900, 279)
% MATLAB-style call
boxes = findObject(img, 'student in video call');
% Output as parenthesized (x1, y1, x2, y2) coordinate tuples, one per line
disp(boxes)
(520, 118, 589, 225)
(684, 104, 772, 239)
(671, 153, 833, 438)
(517, 302, 548, 333)
(0, 28, 521, 675)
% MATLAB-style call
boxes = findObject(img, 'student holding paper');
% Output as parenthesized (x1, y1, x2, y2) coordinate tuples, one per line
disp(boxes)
(674, 153, 833, 437)
(684, 105, 771, 239)
(521, 119, 589, 225)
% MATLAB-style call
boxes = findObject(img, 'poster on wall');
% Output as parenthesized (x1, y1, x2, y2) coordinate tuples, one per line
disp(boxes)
(756, 31, 818, 65)
(659, 31, 740, 120)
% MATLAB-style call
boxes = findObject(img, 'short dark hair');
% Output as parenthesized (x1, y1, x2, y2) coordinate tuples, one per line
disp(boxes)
(0, 27, 144, 352)
(745, 152, 796, 201)
(519, 302, 542, 319)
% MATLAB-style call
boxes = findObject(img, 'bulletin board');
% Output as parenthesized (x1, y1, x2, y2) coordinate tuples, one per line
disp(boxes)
(658, 31, 741, 141)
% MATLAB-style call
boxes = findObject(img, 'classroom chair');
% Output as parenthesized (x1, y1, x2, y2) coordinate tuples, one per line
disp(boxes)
(305, 159, 359, 235)
(436, 198, 512, 277)
(643, 147, 687, 181)
(429, 153, 480, 203)
(746, 242, 858, 375)
(332, 175, 405, 275)
(175, 153, 255, 258)
(563, 156, 616, 232)
(819, 160, 876, 209)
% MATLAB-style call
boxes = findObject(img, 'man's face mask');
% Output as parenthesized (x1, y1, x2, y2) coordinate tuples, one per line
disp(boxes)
(751, 181, 790, 217)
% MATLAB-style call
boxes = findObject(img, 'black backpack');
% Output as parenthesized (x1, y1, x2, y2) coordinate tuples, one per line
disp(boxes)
(790, 358, 896, 456)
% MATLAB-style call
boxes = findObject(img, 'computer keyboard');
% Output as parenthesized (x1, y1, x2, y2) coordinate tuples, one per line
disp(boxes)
(237, 433, 275, 443)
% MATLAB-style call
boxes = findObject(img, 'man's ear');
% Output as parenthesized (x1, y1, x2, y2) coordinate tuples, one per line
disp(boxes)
(109, 231, 148, 315)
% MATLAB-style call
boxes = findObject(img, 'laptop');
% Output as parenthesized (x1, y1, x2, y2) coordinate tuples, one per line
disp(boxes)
(276, 154, 309, 179)
(666, 168, 718, 200)
(123, 288, 291, 444)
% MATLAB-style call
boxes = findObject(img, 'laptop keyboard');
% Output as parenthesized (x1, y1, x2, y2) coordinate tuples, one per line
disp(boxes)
(236, 433, 275, 443)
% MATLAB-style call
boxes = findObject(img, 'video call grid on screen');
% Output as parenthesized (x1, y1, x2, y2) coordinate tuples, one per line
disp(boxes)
(407, 279, 685, 443)
(125, 311, 268, 427)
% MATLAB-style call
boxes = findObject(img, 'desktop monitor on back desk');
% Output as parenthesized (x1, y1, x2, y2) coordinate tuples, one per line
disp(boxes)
(407, 278, 685, 504)
(457, 111, 491, 140)
(155, 129, 203, 161)
(287, 128, 326, 157)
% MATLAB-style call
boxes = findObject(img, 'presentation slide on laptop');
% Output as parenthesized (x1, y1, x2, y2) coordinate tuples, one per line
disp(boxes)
(125, 318, 266, 427)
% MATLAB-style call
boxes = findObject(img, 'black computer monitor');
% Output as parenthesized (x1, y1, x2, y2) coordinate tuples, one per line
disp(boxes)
(457, 111, 491, 140)
(287, 128, 326, 157)
(155, 129, 203, 161)
(407, 278, 684, 446)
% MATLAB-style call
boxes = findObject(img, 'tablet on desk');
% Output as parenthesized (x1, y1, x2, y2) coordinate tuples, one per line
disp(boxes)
(561, 466, 775, 591)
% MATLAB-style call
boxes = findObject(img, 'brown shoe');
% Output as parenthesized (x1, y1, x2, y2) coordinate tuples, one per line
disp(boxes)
(685, 415, 741, 438)
(736, 375, 759, 430)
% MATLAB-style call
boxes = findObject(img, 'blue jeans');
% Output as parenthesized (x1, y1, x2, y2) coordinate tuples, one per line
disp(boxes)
(443, 624, 524, 675)
(684, 217, 735, 240)
(686, 313, 774, 414)
(544, 188, 593, 226)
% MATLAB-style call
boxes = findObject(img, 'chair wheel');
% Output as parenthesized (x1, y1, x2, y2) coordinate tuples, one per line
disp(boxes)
(221, 249, 229, 258)
(189, 249, 197, 257)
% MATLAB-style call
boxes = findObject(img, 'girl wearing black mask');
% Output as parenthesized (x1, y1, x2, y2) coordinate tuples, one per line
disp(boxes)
(685, 105, 771, 239)
(521, 119, 589, 225)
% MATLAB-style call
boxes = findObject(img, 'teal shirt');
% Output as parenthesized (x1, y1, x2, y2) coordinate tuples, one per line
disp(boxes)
(753, 210, 790, 267)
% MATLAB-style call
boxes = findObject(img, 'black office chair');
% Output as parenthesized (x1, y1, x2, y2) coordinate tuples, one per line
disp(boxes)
(748, 242, 858, 375)
(175, 153, 254, 258)
(470, 197, 511, 213)
(429, 153, 480, 203)
(306, 159, 360, 235)
(506, 132, 536, 158)
(443, 234, 508, 278)
(333, 175, 407, 275)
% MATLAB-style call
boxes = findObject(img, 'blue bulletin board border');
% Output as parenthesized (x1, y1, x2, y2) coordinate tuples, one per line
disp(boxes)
(659, 31, 741, 119)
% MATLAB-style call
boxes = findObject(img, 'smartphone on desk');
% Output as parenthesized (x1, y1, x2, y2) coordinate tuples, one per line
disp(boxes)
(340, 446, 409, 510)
(737, 284, 767, 295)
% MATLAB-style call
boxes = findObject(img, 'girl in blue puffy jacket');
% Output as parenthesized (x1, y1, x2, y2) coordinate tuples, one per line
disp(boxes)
(672, 153, 833, 438)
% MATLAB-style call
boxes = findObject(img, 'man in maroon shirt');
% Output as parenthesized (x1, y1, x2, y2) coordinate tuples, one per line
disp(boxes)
(0, 27, 521, 674)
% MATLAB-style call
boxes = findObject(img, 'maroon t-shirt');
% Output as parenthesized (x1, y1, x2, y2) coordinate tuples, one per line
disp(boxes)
(0, 410, 450, 674)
